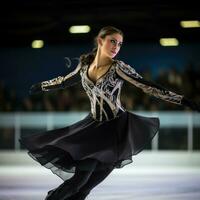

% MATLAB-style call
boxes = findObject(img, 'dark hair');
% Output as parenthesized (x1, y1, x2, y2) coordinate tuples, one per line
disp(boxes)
(80, 26, 123, 66)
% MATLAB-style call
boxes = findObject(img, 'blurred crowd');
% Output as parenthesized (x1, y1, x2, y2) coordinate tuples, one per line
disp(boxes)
(0, 63, 200, 112)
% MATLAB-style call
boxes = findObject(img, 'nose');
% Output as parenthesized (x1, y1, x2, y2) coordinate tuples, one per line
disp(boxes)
(112, 46, 117, 51)
(113, 42, 121, 49)
(113, 45, 119, 51)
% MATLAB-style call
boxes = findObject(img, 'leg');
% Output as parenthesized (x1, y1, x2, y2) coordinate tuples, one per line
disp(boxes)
(45, 159, 98, 200)
(67, 165, 115, 200)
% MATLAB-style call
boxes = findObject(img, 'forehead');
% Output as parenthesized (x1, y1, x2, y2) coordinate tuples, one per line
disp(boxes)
(106, 33, 123, 42)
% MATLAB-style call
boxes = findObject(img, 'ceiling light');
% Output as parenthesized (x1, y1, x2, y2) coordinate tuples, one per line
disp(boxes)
(69, 25, 91, 34)
(180, 20, 200, 28)
(31, 40, 44, 48)
(159, 38, 179, 46)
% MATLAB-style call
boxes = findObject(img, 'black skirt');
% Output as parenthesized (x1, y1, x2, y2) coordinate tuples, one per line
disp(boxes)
(19, 111, 159, 181)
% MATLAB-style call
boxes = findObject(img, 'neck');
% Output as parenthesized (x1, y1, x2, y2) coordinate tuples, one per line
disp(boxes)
(93, 50, 113, 68)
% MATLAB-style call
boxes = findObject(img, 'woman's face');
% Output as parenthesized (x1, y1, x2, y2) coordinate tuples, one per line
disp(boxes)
(99, 33, 123, 58)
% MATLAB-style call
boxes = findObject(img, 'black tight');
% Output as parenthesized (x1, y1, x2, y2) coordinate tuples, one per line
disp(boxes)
(45, 159, 114, 200)
(67, 164, 114, 200)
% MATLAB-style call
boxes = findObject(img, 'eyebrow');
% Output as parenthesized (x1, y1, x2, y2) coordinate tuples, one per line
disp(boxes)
(110, 37, 123, 44)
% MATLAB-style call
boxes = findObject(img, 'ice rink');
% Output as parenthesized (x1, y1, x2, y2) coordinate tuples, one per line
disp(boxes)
(1, 151, 200, 200)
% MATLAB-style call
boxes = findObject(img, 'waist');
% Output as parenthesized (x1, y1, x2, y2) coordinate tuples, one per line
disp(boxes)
(90, 108, 125, 122)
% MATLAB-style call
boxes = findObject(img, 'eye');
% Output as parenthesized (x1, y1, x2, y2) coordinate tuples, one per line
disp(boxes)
(118, 42, 123, 47)
(110, 39, 116, 44)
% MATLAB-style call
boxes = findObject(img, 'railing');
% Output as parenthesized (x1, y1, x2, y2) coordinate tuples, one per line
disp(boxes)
(0, 111, 199, 151)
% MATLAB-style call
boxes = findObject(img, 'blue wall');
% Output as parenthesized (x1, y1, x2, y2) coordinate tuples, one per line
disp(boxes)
(1, 43, 200, 98)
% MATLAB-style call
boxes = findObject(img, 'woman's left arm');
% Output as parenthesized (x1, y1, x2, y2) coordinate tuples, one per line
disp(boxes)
(116, 60, 200, 111)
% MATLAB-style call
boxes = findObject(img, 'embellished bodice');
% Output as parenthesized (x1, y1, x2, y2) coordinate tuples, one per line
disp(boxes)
(40, 60, 184, 121)
(80, 61, 124, 121)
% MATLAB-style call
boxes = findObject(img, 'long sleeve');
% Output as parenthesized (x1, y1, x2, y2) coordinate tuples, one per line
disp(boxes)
(116, 60, 184, 105)
(40, 63, 82, 92)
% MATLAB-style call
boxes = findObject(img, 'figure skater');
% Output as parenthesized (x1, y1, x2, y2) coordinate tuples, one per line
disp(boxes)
(19, 26, 200, 200)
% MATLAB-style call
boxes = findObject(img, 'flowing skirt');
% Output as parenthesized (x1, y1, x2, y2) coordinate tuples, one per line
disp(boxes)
(19, 111, 159, 181)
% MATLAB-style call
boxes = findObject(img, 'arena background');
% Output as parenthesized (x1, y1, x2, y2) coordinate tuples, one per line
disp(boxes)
(0, 1, 200, 199)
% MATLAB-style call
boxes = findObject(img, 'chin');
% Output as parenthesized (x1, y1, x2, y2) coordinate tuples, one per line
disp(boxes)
(109, 53, 116, 58)
(111, 54, 117, 58)
(106, 52, 117, 59)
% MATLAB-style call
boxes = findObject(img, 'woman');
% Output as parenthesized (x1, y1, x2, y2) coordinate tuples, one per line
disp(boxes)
(19, 26, 199, 200)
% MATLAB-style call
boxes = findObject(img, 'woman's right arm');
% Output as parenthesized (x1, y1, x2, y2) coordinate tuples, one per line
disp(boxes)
(29, 62, 82, 95)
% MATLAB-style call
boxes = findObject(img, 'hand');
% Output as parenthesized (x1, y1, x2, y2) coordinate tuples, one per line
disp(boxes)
(29, 83, 42, 95)
(181, 97, 200, 112)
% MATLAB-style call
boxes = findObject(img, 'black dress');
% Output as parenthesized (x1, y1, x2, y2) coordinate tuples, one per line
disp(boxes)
(19, 60, 183, 181)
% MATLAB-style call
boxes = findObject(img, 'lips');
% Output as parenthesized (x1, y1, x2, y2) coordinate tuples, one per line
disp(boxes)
(111, 50, 116, 54)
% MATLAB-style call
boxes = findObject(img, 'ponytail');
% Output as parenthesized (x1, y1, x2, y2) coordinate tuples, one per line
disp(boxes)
(80, 47, 97, 66)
